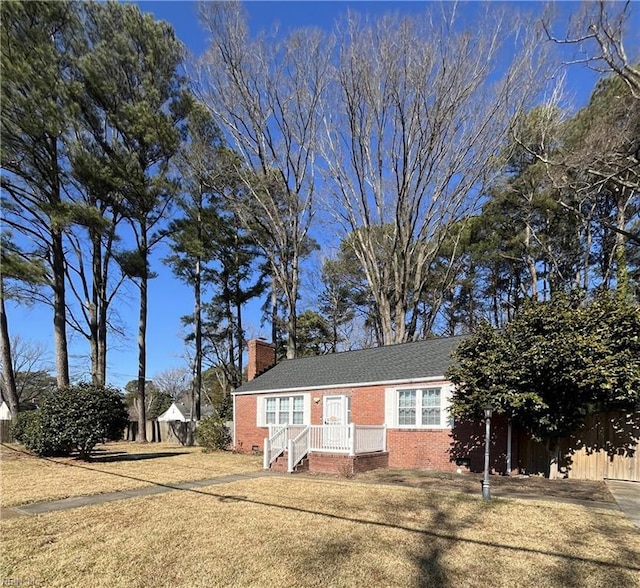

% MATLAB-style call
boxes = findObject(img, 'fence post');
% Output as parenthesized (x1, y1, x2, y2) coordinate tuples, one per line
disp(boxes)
(349, 423, 356, 456)
(288, 438, 294, 473)
(263, 438, 270, 469)
(382, 424, 387, 452)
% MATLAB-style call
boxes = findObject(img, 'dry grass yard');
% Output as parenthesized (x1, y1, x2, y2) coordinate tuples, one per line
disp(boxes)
(1, 476, 639, 588)
(1, 443, 639, 587)
(0, 442, 262, 507)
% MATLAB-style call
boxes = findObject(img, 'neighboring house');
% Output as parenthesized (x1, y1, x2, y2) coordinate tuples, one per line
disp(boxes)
(157, 401, 215, 422)
(0, 401, 12, 421)
(233, 337, 508, 475)
(0, 401, 37, 442)
(0, 400, 37, 420)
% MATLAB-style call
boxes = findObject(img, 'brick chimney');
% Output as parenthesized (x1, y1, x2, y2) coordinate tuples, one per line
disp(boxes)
(247, 339, 276, 381)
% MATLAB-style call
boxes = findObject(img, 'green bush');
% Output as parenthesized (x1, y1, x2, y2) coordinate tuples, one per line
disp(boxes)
(13, 410, 70, 456)
(13, 383, 129, 459)
(195, 414, 232, 452)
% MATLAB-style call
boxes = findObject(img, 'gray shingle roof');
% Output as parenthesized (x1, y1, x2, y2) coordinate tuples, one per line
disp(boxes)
(234, 335, 466, 394)
(173, 401, 215, 419)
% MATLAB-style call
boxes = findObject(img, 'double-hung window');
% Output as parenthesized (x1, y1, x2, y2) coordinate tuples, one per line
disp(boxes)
(263, 395, 305, 425)
(388, 386, 450, 428)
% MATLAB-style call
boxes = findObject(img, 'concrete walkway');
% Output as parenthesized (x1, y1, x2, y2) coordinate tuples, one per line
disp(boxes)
(2, 473, 638, 528)
(0, 471, 278, 520)
(605, 480, 640, 529)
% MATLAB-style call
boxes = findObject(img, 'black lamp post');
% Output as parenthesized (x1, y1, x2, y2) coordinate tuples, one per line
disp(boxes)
(482, 403, 493, 501)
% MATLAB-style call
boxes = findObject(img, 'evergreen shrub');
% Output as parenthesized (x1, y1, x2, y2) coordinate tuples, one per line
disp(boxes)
(195, 414, 232, 452)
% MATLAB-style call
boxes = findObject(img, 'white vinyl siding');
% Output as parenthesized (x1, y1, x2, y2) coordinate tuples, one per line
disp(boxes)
(257, 393, 310, 427)
(384, 385, 453, 429)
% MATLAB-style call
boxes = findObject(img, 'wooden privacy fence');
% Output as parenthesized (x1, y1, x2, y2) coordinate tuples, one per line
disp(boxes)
(518, 412, 640, 481)
(124, 420, 198, 445)
(0, 420, 13, 443)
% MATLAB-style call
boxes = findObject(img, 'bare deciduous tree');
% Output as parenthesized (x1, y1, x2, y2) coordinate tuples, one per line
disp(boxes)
(197, 1, 332, 358)
(318, 8, 551, 344)
(543, 0, 640, 99)
(152, 367, 191, 400)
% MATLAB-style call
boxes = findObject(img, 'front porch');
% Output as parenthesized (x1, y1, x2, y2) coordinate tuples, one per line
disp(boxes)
(264, 424, 388, 474)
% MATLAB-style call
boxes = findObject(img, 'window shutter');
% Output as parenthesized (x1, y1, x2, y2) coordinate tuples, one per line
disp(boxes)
(443, 384, 454, 428)
(384, 388, 397, 428)
(256, 396, 265, 427)
(303, 393, 311, 425)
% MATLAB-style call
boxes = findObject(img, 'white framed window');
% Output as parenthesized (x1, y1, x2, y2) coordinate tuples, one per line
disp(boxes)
(257, 394, 309, 427)
(385, 385, 453, 429)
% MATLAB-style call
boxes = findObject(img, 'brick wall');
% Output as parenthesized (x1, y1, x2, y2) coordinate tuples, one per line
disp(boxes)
(309, 386, 385, 425)
(247, 339, 276, 381)
(234, 383, 517, 475)
(234, 394, 263, 453)
(450, 415, 517, 474)
(308, 451, 389, 475)
(387, 428, 455, 470)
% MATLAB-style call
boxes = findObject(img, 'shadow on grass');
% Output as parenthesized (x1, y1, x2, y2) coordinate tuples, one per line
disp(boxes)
(3, 443, 639, 585)
(87, 451, 190, 463)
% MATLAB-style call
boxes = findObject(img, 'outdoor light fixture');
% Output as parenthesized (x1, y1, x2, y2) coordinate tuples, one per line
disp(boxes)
(482, 403, 493, 501)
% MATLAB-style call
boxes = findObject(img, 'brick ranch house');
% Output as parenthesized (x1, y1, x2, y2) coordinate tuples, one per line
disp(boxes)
(233, 337, 513, 475)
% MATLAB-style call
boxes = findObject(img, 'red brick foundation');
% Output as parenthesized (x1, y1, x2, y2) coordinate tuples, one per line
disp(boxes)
(307, 451, 389, 475)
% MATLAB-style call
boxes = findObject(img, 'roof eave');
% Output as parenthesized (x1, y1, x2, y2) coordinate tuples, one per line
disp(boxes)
(233, 374, 449, 396)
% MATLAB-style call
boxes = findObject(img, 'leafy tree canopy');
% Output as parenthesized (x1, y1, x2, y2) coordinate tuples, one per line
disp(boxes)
(447, 291, 640, 448)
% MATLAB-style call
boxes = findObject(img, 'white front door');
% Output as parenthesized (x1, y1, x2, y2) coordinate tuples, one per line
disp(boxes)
(323, 395, 349, 449)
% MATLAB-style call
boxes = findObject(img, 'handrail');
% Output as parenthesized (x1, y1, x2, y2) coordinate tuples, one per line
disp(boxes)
(263, 425, 288, 469)
(264, 424, 386, 470)
(263, 424, 308, 469)
(287, 426, 310, 472)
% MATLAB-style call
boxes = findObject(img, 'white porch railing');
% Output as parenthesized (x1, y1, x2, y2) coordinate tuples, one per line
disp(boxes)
(353, 425, 387, 454)
(263, 424, 306, 469)
(308, 424, 386, 455)
(287, 426, 310, 472)
(265, 424, 386, 470)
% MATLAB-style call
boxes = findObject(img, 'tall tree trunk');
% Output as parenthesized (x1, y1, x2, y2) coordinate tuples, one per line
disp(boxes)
(90, 227, 101, 385)
(194, 254, 202, 421)
(98, 221, 118, 386)
(52, 228, 70, 387)
(235, 291, 243, 385)
(136, 230, 148, 442)
(0, 280, 19, 423)
(285, 264, 298, 360)
(50, 137, 70, 388)
(615, 188, 629, 298)
(271, 276, 278, 352)
(524, 224, 539, 300)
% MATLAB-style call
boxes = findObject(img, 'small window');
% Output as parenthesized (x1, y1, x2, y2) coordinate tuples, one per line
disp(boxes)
(398, 389, 417, 426)
(292, 396, 304, 424)
(265, 397, 277, 425)
(394, 387, 447, 428)
(278, 397, 290, 424)
(422, 388, 441, 426)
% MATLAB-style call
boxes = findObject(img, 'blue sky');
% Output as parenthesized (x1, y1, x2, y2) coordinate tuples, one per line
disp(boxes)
(6, 1, 638, 389)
